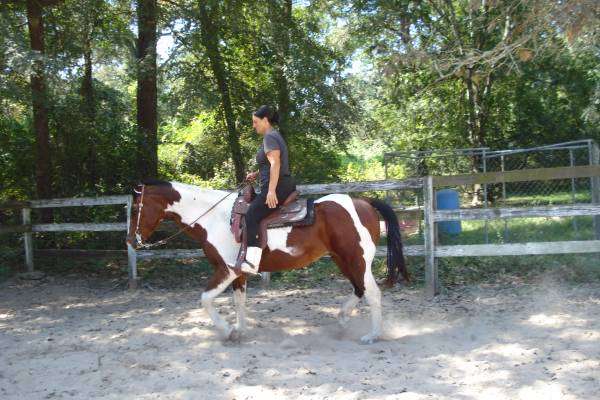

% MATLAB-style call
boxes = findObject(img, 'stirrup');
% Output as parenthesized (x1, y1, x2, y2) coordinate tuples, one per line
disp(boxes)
(230, 261, 259, 276)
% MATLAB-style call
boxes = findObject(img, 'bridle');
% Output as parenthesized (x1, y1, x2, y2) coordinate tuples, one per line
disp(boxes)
(132, 181, 249, 249)
(133, 184, 147, 247)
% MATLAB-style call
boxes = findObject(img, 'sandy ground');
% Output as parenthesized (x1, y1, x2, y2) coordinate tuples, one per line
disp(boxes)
(1, 274, 599, 400)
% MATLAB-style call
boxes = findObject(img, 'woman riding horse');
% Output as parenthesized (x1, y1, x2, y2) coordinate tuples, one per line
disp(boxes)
(128, 106, 408, 343)
(235, 105, 296, 275)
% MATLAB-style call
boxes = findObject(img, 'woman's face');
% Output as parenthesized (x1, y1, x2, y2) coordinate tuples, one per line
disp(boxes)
(252, 115, 270, 135)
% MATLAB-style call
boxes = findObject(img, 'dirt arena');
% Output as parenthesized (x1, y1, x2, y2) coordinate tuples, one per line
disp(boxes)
(1, 273, 599, 400)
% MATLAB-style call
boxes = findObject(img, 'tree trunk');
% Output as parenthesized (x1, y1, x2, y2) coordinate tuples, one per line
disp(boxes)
(136, 0, 158, 180)
(198, 1, 245, 183)
(26, 0, 52, 201)
(465, 68, 494, 205)
(81, 36, 97, 187)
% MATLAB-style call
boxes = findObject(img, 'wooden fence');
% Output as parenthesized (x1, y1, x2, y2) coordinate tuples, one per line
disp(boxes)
(2, 163, 600, 295)
(0, 195, 137, 285)
(424, 163, 600, 297)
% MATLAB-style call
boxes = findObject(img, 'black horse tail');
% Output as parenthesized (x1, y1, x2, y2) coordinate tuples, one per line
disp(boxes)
(367, 198, 409, 287)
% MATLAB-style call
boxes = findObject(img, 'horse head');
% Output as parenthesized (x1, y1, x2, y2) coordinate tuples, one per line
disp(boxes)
(127, 180, 182, 249)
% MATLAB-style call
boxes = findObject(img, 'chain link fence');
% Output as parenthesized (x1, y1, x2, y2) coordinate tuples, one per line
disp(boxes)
(384, 140, 599, 244)
(484, 141, 594, 207)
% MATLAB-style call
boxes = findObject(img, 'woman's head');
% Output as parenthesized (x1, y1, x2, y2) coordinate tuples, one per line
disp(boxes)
(252, 105, 279, 134)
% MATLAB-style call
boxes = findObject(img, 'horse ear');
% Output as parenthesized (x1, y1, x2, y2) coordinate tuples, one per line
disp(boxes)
(132, 183, 143, 196)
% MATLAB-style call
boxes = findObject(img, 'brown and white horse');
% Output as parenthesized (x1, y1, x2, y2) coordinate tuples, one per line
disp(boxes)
(126, 180, 408, 344)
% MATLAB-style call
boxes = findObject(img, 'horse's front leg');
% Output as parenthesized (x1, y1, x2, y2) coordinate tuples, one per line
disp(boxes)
(232, 274, 248, 333)
(201, 266, 239, 339)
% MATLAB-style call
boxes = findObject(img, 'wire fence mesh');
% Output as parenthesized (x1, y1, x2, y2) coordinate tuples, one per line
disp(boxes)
(384, 140, 598, 245)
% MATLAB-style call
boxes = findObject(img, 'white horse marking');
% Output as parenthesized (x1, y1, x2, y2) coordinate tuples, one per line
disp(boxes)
(166, 182, 240, 265)
(266, 226, 297, 255)
(233, 288, 247, 332)
(314, 194, 377, 262)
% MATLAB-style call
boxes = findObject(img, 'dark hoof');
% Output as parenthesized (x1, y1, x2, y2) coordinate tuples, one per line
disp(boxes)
(227, 328, 242, 343)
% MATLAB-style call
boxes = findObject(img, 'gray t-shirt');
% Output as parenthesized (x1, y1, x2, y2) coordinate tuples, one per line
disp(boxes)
(256, 129, 291, 188)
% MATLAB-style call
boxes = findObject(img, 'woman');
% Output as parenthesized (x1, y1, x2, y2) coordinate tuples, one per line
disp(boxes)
(235, 105, 296, 274)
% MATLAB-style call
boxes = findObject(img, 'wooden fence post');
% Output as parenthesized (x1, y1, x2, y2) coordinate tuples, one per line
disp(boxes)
(127, 243, 138, 289)
(423, 176, 439, 297)
(260, 272, 270, 286)
(125, 195, 139, 289)
(22, 207, 34, 273)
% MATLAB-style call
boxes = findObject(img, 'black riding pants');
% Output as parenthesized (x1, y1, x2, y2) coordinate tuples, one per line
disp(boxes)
(246, 176, 296, 247)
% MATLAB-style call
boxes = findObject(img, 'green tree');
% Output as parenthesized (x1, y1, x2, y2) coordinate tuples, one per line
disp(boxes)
(341, 0, 599, 166)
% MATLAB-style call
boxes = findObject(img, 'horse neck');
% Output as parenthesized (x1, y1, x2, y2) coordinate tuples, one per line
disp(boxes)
(164, 182, 235, 234)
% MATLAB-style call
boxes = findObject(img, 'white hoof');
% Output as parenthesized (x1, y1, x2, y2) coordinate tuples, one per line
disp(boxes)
(360, 332, 380, 344)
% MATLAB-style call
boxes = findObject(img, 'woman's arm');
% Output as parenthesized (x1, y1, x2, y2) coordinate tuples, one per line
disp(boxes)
(265, 150, 281, 208)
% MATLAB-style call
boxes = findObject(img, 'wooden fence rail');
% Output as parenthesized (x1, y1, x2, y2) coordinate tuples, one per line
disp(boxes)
(434, 204, 600, 221)
(2, 161, 600, 294)
(297, 179, 424, 195)
(0, 195, 136, 285)
(432, 164, 600, 187)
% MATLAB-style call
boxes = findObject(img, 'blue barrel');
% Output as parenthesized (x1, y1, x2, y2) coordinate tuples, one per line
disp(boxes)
(436, 189, 462, 235)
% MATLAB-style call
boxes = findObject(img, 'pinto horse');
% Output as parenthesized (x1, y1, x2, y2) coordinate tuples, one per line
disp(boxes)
(126, 180, 407, 344)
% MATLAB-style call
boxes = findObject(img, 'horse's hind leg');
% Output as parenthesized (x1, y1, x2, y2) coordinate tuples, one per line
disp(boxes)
(361, 256, 382, 344)
(232, 275, 247, 332)
(339, 294, 361, 326)
(331, 253, 363, 327)
(332, 250, 381, 343)
(328, 227, 380, 343)
(201, 267, 238, 339)
(321, 195, 382, 343)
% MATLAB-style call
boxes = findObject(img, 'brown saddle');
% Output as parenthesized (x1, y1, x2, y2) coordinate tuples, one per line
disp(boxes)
(230, 186, 314, 248)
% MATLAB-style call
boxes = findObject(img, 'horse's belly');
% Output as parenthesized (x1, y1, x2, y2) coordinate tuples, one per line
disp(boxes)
(261, 225, 326, 271)
(261, 248, 324, 271)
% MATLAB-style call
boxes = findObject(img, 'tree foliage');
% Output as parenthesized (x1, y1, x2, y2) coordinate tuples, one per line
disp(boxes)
(0, 0, 598, 202)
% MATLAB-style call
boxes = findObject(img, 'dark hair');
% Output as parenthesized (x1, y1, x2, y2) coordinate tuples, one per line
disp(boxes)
(253, 105, 279, 125)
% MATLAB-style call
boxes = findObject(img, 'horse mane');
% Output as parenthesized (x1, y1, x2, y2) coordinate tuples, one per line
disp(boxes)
(133, 179, 224, 202)
(142, 179, 172, 187)
(132, 179, 174, 198)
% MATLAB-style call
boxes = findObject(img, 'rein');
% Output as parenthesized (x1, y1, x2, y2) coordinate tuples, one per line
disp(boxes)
(134, 181, 249, 249)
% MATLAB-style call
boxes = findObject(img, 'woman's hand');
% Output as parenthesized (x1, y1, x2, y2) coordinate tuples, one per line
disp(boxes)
(266, 190, 278, 208)
(245, 171, 259, 182)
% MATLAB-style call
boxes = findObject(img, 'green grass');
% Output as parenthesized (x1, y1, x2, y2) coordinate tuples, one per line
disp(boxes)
(499, 189, 591, 207)
(0, 265, 11, 282)
(0, 241, 22, 283)
(439, 216, 595, 245)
